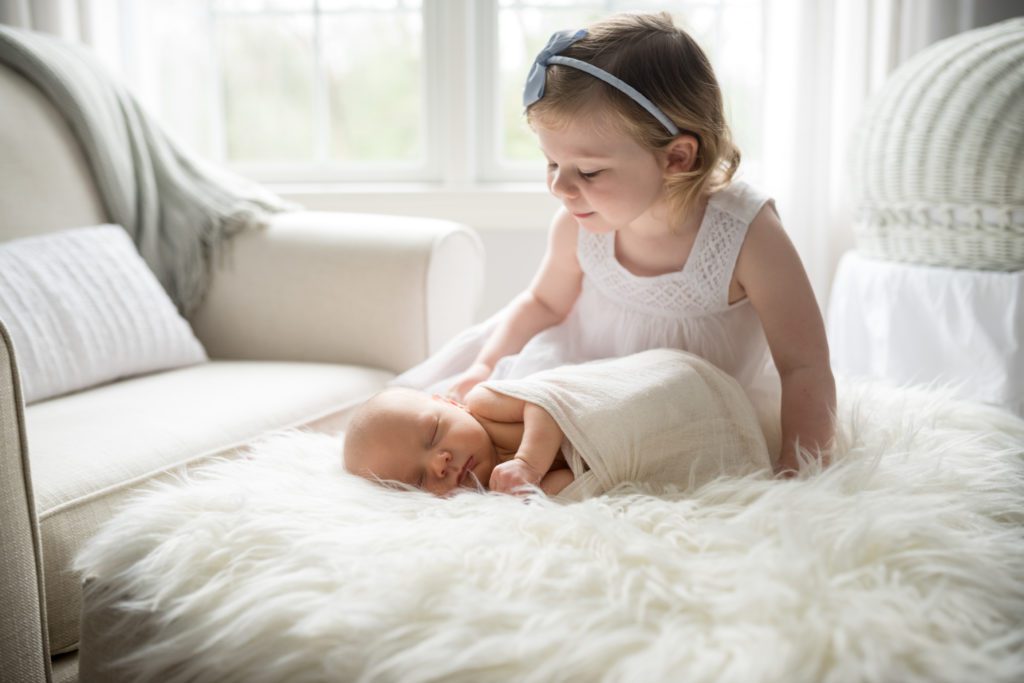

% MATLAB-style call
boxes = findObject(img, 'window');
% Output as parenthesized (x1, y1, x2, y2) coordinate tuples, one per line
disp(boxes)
(483, 0, 764, 182)
(125, 0, 429, 182)
(118, 0, 763, 186)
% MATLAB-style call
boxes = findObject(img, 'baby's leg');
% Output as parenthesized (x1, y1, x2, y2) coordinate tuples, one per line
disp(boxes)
(539, 468, 574, 495)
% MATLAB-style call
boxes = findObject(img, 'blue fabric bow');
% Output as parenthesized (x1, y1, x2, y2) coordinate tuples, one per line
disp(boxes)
(522, 28, 588, 108)
(521, 27, 681, 136)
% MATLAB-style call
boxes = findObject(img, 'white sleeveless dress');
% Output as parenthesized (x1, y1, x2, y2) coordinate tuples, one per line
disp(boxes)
(393, 180, 783, 457)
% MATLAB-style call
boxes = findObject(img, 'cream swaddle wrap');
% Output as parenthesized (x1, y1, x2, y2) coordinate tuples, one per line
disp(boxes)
(480, 348, 771, 501)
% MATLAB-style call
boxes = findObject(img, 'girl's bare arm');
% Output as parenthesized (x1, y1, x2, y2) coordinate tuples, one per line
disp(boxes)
(470, 208, 584, 372)
(735, 204, 837, 473)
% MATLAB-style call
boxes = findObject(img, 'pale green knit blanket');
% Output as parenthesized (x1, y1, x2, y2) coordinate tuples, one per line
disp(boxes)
(0, 27, 296, 315)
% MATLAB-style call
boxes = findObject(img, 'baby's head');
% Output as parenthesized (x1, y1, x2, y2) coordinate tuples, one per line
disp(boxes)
(525, 12, 739, 222)
(343, 387, 498, 496)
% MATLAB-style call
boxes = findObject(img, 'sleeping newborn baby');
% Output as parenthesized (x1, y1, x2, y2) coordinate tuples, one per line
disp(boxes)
(343, 348, 771, 501)
(343, 381, 573, 496)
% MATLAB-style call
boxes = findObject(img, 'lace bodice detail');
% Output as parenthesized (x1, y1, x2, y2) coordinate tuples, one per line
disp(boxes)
(577, 201, 752, 318)
(392, 180, 783, 455)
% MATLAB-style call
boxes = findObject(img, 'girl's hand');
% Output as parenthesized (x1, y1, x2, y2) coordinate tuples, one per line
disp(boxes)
(775, 448, 830, 478)
(489, 456, 545, 494)
(446, 362, 493, 402)
(774, 455, 799, 478)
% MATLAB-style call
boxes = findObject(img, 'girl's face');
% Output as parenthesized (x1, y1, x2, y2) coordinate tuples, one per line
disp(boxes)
(536, 111, 667, 233)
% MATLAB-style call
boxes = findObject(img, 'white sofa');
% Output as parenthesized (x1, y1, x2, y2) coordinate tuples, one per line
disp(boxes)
(0, 62, 484, 683)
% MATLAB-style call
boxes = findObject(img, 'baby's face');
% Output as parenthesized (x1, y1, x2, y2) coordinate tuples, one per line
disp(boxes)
(344, 389, 498, 496)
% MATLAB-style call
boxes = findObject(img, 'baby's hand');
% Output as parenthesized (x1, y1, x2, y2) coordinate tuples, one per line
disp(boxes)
(489, 457, 545, 495)
(446, 362, 492, 402)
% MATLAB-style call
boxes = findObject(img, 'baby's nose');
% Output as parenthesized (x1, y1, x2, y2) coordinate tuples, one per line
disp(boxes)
(432, 450, 452, 477)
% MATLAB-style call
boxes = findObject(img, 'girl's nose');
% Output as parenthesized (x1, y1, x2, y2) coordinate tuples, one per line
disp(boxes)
(431, 450, 452, 478)
(549, 169, 579, 200)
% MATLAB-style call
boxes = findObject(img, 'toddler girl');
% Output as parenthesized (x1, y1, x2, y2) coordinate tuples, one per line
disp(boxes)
(394, 12, 835, 474)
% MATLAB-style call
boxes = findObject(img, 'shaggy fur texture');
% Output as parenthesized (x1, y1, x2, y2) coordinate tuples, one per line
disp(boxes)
(75, 379, 1024, 683)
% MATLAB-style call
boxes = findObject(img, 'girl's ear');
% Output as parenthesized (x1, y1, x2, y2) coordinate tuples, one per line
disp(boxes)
(662, 134, 700, 175)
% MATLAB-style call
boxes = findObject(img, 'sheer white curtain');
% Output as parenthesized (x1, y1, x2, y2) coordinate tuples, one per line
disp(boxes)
(0, 0, 125, 72)
(759, 0, 1020, 304)
(0, 0, 84, 38)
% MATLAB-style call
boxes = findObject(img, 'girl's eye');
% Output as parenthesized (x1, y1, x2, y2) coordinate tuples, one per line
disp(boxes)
(546, 162, 601, 180)
(430, 417, 440, 446)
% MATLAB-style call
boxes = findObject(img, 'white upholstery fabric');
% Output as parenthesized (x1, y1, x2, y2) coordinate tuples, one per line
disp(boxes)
(827, 251, 1024, 416)
(0, 321, 50, 682)
(190, 211, 484, 373)
(28, 360, 391, 654)
(0, 225, 207, 404)
(0, 64, 106, 239)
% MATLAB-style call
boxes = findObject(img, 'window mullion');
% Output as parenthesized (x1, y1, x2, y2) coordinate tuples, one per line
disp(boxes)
(424, 0, 441, 183)
(206, 0, 227, 164)
(312, 0, 329, 163)
(425, 0, 471, 186)
(454, 0, 476, 187)
(474, 0, 501, 183)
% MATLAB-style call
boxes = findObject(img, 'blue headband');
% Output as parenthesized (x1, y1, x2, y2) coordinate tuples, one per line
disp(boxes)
(523, 28, 681, 137)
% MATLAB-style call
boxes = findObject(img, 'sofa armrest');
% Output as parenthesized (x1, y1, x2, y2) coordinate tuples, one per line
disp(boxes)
(189, 211, 485, 375)
(0, 318, 51, 683)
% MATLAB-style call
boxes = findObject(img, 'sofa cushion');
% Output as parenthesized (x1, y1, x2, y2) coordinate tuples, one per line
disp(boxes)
(0, 225, 208, 404)
(26, 360, 391, 654)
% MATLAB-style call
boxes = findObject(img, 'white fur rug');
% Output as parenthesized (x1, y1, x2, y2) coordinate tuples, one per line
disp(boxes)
(76, 379, 1024, 683)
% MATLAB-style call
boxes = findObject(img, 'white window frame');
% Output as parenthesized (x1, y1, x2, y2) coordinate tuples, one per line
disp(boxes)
(196, 0, 548, 187)
(473, 0, 545, 184)
(473, 0, 532, 184)
(472, 0, 762, 185)
(127, 1, 759, 190)
(197, 0, 444, 185)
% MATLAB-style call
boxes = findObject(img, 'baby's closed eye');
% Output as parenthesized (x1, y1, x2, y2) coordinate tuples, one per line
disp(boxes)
(427, 416, 439, 447)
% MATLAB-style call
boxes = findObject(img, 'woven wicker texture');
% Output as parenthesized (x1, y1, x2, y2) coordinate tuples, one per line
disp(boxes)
(849, 18, 1024, 271)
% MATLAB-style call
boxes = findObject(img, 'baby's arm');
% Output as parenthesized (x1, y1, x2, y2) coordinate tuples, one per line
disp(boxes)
(448, 209, 583, 400)
(735, 205, 837, 474)
(466, 386, 565, 494)
(539, 469, 574, 496)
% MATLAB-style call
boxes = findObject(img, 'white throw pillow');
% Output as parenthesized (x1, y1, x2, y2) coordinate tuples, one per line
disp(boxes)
(0, 225, 208, 404)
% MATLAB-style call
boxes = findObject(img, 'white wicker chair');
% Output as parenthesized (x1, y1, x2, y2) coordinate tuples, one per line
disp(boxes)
(848, 17, 1024, 271)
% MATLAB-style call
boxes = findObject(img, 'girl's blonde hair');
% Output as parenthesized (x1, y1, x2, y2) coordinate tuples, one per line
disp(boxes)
(526, 12, 740, 224)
